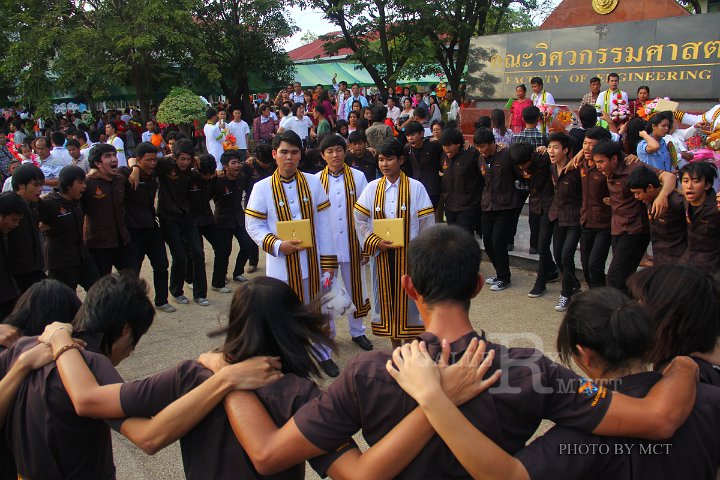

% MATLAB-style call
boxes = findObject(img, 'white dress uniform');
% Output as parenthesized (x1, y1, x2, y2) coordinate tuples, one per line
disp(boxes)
(596, 89, 629, 114)
(204, 122, 225, 170)
(107, 135, 126, 167)
(354, 173, 435, 338)
(315, 166, 369, 339)
(682, 104, 720, 132)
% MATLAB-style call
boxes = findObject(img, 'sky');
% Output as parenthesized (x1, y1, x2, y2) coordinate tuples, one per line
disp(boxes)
(284, 6, 338, 52)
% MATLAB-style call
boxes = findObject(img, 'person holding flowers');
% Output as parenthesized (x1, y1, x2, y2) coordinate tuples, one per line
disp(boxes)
(596, 73, 629, 118)
(630, 86, 650, 118)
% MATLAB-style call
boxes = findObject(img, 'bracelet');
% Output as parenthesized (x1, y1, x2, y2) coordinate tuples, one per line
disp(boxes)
(53, 343, 81, 362)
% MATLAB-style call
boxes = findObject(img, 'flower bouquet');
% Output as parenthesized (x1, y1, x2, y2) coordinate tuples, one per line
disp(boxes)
(223, 133, 238, 151)
(609, 94, 629, 125)
(636, 97, 670, 121)
(538, 104, 554, 134)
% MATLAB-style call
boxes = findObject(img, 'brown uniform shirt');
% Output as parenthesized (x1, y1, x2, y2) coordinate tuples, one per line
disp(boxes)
(442, 146, 483, 211)
(648, 190, 686, 266)
(212, 175, 248, 229)
(521, 154, 554, 216)
(117, 361, 351, 479)
(293, 331, 612, 478)
(481, 147, 520, 212)
(682, 191, 720, 273)
(6, 200, 43, 275)
(0, 335, 124, 480)
(515, 372, 720, 480)
(579, 160, 611, 229)
(606, 161, 660, 236)
(38, 191, 90, 269)
(692, 357, 720, 388)
(118, 167, 159, 230)
(548, 165, 582, 227)
(0, 234, 19, 304)
(406, 140, 443, 198)
(156, 156, 192, 219)
(82, 173, 130, 248)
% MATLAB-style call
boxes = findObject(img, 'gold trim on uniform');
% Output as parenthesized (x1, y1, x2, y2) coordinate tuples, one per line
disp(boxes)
(362, 233, 382, 257)
(417, 206, 435, 218)
(245, 208, 268, 219)
(317, 199, 331, 211)
(354, 202, 371, 217)
(320, 255, 339, 269)
(320, 165, 370, 318)
(262, 233, 279, 254)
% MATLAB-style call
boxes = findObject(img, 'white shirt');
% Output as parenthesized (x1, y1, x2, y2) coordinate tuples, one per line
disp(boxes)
(39, 154, 71, 193)
(107, 135, 126, 167)
(245, 173, 334, 282)
(386, 106, 401, 122)
(314, 167, 368, 263)
(354, 175, 435, 256)
(2, 177, 12, 193)
(448, 100, 459, 121)
(228, 120, 250, 149)
(531, 90, 555, 106)
(50, 146, 72, 166)
(279, 115, 294, 130)
(289, 92, 305, 104)
(596, 89, 629, 113)
(204, 123, 225, 170)
(141, 131, 152, 143)
(284, 116, 314, 140)
(683, 104, 720, 132)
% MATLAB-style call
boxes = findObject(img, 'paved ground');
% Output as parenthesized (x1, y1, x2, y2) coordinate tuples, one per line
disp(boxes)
(112, 239, 568, 479)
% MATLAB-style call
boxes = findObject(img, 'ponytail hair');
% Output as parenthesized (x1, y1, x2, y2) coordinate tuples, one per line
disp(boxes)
(557, 288, 653, 374)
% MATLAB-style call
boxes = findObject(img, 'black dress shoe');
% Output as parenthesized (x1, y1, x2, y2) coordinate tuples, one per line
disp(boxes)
(352, 335, 374, 351)
(319, 359, 340, 377)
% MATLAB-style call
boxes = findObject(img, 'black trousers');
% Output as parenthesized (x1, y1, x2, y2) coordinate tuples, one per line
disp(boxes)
(446, 208, 480, 236)
(536, 214, 557, 283)
(607, 234, 651, 294)
(481, 209, 516, 283)
(13, 270, 47, 294)
(553, 224, 582, 297)
(580, 227, 612, 288)
(160, 216, 207, 299)
(49, 259, 101, 293)
(187, 223, 221, 285)
(528, 212, 540, 250)
(214, 225, 254, 287)
(89, 246, 138, 278)
(129, 227, 170, 306)
(248, 243, 259, 268)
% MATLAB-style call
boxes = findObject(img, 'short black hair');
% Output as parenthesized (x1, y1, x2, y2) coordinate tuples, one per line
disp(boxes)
(591, 138, 622, 161)
(135, 141, 158, 159)
(579, 105, 599, 129)
(557, 288, 652, 373)
(172, 138, 195, 158)
(473, 127, 495, 146)
(293, 103, 305, 116)
(65, 139, 81, 149)
(437, 128, 464, 146)
(378, 138, 404, 158)
(198, 154, 217, 174)
(405, 121, 424, 136)
(351, 83, 359, 88)
(11, 164, 45, 191)
(637, 85, 650, 95)
(590, 76, 601, 84)
(165, 131, 185, 142)
(679, 162, 717, 186)
(314, 104, 325, 116)
(522, 105, 541, 124)
(474, 116, 491, 129)
(87, 127, 102, 143)
(585, 126, 612, 141)
(220, 149, 243, 166)
(372, 105, 388, 122)
(0, 191, 26, 216)
(530, 76, 543, 86)
(413, 107, 428, 120)
(319, 133, 346, 153)
(50, 130, 65, 147)
(58, 166, 86, 193)
(4, 279, 81, 336)
(254, 144, 274, 165)
(608, 72, 620, 80)
(509, 142, 534, 166)
(547, 132, 570, 150)
(627, 165, 661, 190)
(88, 143, 117, 168)
(645, 111, 672, 134)
(408, 225, 481, 310)
(73, 272, 155, 358)
(206, 107, 218, 120)
(105, 122, 116, 132)
(273, 130, 303, 150)
(348, 130, 367, 144)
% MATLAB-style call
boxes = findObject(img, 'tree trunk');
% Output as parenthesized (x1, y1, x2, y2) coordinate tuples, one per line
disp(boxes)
(130, 62, 152, 122)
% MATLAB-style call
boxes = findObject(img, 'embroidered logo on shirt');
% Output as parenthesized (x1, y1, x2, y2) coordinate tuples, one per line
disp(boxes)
(578, 378, 607, 407)
(224, 186, 231, 195)
(57, 206, 71, 217)
(94, 186, 106, 199)
(190, 184, 200, 192)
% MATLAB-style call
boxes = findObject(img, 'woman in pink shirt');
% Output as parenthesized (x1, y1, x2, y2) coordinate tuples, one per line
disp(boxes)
(509, 84, 532, 133)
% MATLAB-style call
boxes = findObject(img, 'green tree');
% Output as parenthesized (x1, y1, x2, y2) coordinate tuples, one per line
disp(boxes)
(156, 87, 207, 138)
(192, 0, 297, 122)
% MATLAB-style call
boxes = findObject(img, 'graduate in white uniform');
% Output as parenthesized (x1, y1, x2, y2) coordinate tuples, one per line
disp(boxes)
(680, 100, 720, 133)
(244, 130, 340, 376)
(104, 123, 126, 167)
(595, 73, 629, 115)
(314, 134, 374, 352)
(354, 138, 435, 348)
(530, 76, 555, 107)
(203, 108, 225, 170)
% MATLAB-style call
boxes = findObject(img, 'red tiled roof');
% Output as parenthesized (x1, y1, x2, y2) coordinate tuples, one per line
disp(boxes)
(288, 32, 354, 61)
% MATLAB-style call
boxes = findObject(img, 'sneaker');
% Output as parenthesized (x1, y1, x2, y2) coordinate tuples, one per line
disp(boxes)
(211, 286, 231, 293)
(490, 280, 511, 291)
(194, 297, 211, 306)
(233, 275, 248, 283)
(246, 265, 258, 274)
(528, 247, 538, 255)
(319, 359, 340, 377)
(528, 282, 546, 298)
(546, 270, 560, 283)
(485, 276, 499, 285)
(555, 296, 570, 312)
(352, 335, 373, 351)
(156, 303, 177, 313)
(173, 295, 190, 305)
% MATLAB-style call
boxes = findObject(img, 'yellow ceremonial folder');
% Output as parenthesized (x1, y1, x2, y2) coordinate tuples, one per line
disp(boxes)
(276, 220, 313, 248)
(373, 218, 405, 248)
(654, 99, 679, 113)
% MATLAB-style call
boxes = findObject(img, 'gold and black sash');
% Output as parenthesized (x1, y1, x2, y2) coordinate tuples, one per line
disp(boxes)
(320, 166, 371, 318)
(270, 171, 322, 304)
(367, 172, 424, 339)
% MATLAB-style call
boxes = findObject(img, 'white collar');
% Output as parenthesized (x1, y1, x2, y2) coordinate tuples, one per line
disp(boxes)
(384, 177, 400, 190)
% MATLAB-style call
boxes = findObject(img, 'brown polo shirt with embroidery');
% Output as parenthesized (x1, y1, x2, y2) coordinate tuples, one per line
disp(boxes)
(606, 161, 661, 236)
(647, 190, 686, 266)
(579, 159, 611, 229)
